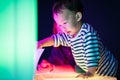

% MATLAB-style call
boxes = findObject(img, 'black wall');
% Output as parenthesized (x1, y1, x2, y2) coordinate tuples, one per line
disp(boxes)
(38, 0, 120, 79)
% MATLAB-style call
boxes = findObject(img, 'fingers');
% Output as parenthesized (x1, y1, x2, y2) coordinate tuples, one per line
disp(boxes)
(76, 73, 82, 78)
(76, 73, 87, 79)
(37, 42, 43, 49)
(76, 72, 94, 79)
(37, 40, 43, 49)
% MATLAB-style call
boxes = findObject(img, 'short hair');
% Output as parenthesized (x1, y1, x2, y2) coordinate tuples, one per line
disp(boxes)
(52, 0, 84, 14)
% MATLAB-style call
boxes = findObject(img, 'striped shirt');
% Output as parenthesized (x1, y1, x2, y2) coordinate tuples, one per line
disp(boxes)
(52, 23, 118, 77)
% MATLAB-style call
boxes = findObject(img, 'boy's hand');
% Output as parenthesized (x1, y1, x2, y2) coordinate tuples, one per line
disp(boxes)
(37, 41, 43, 49)
(37, 44, 42, 49)
(76, 72, 94, 78)
(76, 67, 96, 78)
(37, 43, 43, 49)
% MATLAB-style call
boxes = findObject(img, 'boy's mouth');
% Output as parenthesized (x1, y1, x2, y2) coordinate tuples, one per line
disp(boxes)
(66, 31, 71, 34)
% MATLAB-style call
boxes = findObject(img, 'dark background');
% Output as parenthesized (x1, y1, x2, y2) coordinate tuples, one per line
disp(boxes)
(38, 0, 120, 79)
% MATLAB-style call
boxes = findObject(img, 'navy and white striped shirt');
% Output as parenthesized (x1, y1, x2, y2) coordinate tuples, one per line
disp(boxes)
(52, 23, 118, 77)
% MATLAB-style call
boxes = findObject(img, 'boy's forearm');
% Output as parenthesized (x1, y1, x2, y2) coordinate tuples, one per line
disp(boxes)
(38, 36, 54, 48)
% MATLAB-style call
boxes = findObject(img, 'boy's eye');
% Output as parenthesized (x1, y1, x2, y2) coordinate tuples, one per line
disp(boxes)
(63, 22, 67, 24)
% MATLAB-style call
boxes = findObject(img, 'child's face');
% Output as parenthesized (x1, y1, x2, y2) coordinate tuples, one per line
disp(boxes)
(53, 8, 81, 37)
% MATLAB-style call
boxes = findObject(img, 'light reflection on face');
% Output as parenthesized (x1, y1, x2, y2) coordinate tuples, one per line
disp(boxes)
(53, 22, 63, 34)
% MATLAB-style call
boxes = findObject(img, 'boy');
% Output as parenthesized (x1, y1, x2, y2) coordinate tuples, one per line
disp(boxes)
(38, 0, 118, 78)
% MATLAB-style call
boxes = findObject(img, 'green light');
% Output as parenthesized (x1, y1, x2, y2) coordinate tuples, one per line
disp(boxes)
(0, 0, 37, 80)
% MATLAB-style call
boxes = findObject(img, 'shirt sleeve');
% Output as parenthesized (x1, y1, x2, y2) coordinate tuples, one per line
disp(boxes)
(84, 32, 100, 68)
(51, 33, 69, 47)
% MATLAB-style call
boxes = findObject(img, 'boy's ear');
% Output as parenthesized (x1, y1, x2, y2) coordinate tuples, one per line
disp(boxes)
(75, 12, 82, 21)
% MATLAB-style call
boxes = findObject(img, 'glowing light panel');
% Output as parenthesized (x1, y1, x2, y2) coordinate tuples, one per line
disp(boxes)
(0, 0, 37, 80)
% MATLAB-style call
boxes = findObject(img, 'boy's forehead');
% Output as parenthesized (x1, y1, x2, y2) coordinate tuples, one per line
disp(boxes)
(53, 13, 66, 24)
(53, 9, 71, 23)
(53, 9, 75, 20)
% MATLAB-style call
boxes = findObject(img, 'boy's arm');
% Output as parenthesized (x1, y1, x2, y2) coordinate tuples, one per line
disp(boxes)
(76, 67, 97, 78)
(37, 36, 54, 48)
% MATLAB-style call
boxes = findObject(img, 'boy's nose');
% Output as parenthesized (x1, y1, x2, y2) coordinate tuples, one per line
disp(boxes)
(62, 26, 67, 30)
